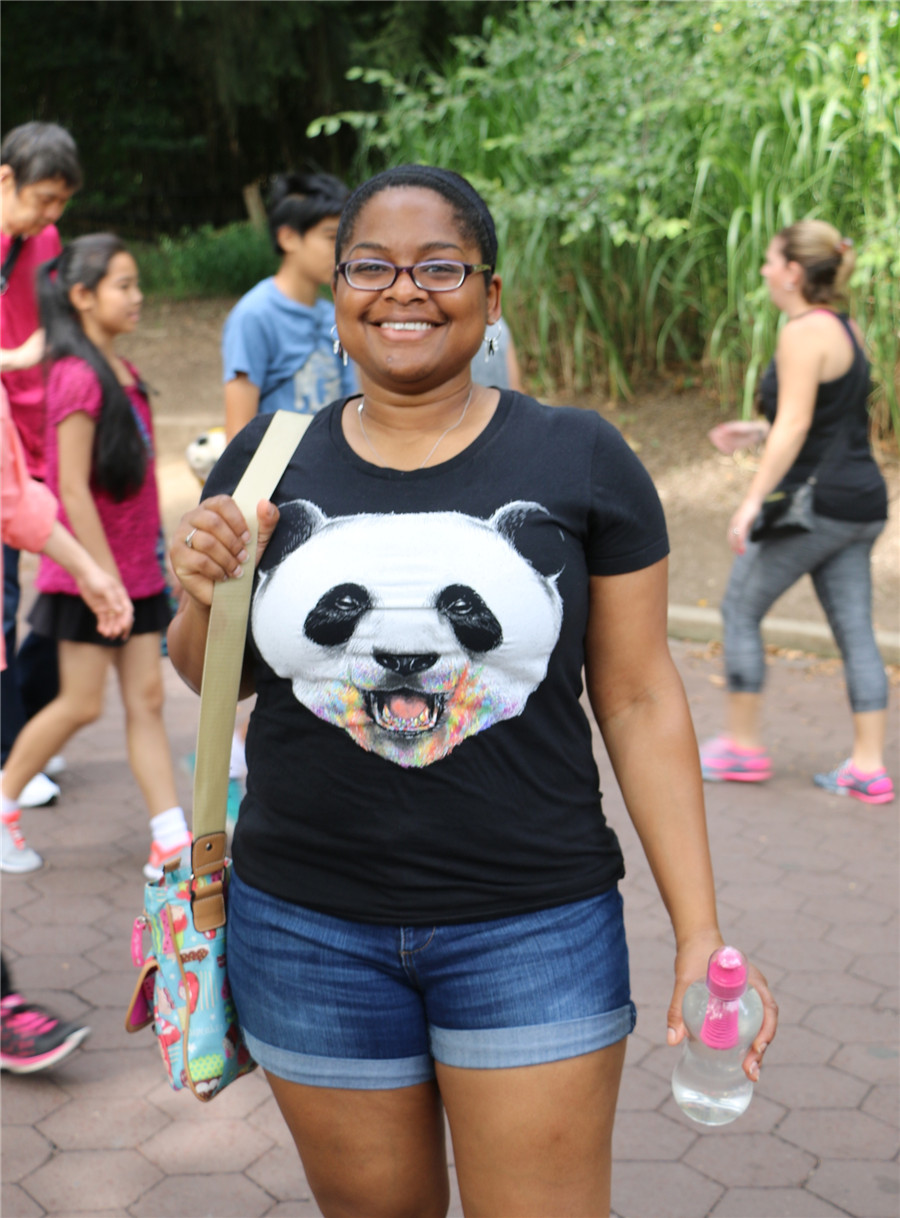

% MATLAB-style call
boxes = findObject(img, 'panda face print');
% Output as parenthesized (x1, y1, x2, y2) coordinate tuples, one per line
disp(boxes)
(251, 501, 563, 768)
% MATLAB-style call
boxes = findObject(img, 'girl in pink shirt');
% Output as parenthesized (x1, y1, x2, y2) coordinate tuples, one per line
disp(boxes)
(0, 235, 190, 879)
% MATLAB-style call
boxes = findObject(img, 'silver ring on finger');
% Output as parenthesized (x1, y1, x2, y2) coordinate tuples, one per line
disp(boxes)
(185, 528, 198, 549)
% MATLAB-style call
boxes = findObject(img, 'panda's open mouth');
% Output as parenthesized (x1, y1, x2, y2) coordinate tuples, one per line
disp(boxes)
(364, 689, 445, 734)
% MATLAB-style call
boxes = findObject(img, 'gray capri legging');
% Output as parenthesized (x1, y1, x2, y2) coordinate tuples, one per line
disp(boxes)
(721, 511, 888, 713)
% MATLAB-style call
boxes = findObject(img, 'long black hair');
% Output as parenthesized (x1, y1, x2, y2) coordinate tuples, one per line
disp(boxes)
(37, 234, 146, 501)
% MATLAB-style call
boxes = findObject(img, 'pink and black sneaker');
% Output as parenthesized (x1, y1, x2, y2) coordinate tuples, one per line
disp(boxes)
(813, 760, 895, 805)
(0, 994, 90, 1073)
(699, 735, 773, 783)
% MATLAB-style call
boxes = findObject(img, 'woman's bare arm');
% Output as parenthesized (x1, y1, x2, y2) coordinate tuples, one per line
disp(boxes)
(585, 560, 777, 1077)
(727, 322, 825, 551)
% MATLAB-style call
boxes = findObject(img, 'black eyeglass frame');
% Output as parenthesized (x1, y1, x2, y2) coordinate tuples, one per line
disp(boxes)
(335, 258, 494, 292)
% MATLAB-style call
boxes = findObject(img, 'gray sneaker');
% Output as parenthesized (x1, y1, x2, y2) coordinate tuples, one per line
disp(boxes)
(0, 817, 43, 873)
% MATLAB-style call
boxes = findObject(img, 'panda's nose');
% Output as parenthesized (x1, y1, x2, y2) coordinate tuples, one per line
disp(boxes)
(374, 652, 438, 676)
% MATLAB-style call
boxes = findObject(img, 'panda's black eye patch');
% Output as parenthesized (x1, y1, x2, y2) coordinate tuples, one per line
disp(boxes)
(435, 584, 502, 652)
(305, 583, 371, 646)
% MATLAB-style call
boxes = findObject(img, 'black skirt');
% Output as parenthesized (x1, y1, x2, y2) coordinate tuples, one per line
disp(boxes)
(28, 591, 173, 649)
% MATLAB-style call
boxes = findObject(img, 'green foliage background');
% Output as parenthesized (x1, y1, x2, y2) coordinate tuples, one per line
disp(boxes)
(3, 0, 897, 427)
(1, 0, 495, 235)
(314, 0, 900, 429)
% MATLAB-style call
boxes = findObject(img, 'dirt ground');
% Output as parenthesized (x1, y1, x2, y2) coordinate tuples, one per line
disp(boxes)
(120, 297, 900, 637)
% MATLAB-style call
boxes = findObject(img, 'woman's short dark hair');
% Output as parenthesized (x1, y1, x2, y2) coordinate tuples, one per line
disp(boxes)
(1, 122, 82, 190)
(335, 165, 498, 283)
(267, 171, 349, 254)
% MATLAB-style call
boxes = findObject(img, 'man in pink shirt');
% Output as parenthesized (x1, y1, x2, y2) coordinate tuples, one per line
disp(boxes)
(1, 123, 82, 799)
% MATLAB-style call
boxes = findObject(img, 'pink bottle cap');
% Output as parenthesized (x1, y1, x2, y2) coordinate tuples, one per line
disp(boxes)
(699, 947, 747, 1048)
(706, 946, 748, 1001)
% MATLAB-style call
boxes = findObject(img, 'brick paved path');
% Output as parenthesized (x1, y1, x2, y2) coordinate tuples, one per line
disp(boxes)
(2, 639, 897, 1218)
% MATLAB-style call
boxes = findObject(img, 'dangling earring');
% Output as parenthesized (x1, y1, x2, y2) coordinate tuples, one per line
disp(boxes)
(331, 323, 348, 367)
(484, 320, 503, 363)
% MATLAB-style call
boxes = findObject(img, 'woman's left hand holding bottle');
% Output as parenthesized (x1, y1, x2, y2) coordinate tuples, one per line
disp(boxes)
(667, 931, 778, 1082)
(171, 496, 281, 607)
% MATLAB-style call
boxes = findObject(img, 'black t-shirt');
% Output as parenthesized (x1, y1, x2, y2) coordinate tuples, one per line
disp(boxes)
(204, 392, 669, 924)
(757, 314, 887, 522)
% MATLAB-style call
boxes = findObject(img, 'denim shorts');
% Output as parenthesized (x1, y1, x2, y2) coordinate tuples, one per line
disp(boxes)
(226, 872, 636, 1090)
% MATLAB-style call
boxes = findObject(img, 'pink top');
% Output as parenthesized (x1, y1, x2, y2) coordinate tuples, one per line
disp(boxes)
(0, 386, 58, 670)
(0, 225, 63, 479)
(36, 356, 165, 600)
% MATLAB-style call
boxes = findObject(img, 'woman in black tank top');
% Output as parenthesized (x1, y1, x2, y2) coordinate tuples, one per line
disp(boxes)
(701, 219, 893, 805)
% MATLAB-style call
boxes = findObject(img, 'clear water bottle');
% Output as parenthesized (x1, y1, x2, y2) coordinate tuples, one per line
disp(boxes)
(671, 945, 764, 1126)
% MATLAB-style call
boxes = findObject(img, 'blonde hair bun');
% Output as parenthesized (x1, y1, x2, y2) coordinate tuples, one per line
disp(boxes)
(777, 220, 856, 303)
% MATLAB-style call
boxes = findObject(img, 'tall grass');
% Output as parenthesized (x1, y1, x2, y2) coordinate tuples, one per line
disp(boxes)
(313, 0, 900, 431)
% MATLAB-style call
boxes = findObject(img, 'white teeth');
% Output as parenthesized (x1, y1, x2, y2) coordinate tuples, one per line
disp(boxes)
(378, 322, 433, 330)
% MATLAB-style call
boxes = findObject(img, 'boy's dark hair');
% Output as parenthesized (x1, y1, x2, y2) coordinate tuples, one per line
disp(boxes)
(38, 234, 146, 501)
(266, 171, 349, 254)
(335, 165, 498, 284)
(1, 122, 82, 190)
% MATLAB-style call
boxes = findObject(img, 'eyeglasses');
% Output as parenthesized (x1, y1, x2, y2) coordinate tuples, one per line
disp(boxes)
(335, 259, 493, 292)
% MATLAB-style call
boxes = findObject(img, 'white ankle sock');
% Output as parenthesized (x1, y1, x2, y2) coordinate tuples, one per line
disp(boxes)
(150, 806, 189, 848)
(1, 794, 19, 816)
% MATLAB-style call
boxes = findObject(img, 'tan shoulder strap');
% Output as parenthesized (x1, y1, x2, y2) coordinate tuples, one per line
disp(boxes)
(190, 411, 311, 888)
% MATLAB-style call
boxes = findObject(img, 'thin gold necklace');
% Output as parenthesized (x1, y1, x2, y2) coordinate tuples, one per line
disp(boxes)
(357, 386, 474, 470)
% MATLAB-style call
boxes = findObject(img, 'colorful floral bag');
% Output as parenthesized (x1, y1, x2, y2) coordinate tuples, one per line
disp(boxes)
(124, 411, 311, 1100)
(126, 865, 255, 1098)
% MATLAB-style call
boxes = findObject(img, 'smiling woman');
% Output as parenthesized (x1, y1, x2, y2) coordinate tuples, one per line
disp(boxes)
(166, 164, 777, 1218)
(331, 173, 502, 457)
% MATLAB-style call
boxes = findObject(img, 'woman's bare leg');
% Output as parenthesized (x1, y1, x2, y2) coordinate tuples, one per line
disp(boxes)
(113, 633, 179, 819)
(438, 1040, 627, 1218)
(851, 708, 888, 773)
(265, 1073, 450, 1218)
(725, 691, 765, 750)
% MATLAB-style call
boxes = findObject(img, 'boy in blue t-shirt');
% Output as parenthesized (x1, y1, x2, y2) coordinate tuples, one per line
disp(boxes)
(223, 172, 357, 439)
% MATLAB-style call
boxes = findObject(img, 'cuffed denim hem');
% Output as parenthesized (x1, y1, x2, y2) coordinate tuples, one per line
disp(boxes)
(244, 1030, 435, 1090)
(430, 1002, 637, 1069)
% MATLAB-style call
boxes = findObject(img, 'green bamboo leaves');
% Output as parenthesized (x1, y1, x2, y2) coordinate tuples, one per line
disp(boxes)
(315, 1, 899, 429)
